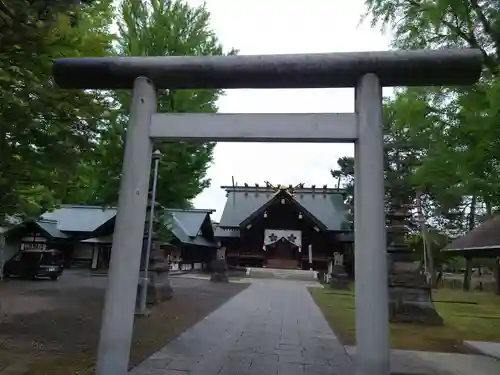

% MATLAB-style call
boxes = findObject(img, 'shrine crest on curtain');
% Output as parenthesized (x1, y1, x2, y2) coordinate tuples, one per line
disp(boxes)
(262, 229, 302, 252)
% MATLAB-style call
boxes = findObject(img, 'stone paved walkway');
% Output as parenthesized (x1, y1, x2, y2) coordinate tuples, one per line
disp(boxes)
(130, 280, 353, 375)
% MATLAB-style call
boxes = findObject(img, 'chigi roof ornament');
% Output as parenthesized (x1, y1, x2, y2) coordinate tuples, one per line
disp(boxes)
(261, 181, 304, 197)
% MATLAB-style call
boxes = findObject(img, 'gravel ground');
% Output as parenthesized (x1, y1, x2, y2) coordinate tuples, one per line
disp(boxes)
(0, 270, 248, 375)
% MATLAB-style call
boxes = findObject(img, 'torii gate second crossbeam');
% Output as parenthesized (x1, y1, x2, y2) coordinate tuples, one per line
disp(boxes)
(53, 49, 483, 375)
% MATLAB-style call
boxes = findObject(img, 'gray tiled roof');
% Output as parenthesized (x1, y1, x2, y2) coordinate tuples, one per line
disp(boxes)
(165, 209, 217, 248)
(36, 219, 69, 239)
(42, 205, 117, 233)
(166, 209, 214, 237)
(443, 215, 500, 252)
(5, 218, 70, 239)
(217, 186, 346, 231)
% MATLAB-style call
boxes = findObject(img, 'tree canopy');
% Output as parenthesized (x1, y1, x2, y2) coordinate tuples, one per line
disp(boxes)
(341, 0, 500, 280)
(1, 0, 234, 222)
(364, 0, 500, 226)
(0, 0, 114, 220)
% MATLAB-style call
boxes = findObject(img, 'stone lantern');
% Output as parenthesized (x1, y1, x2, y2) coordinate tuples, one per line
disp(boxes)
(387, 198, 443, 325)
(136, 195, 173, 311)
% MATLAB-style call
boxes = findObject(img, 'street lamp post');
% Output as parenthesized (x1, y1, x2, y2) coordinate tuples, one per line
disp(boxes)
(0, 233, 5, 281)
(137, 149, 162, 316)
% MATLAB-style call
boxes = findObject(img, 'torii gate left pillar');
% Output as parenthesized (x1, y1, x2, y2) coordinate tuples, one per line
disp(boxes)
(53, 49, 482, 375)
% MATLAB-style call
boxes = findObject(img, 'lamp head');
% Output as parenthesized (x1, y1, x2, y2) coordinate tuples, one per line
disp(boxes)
(152, 149, 162, 160)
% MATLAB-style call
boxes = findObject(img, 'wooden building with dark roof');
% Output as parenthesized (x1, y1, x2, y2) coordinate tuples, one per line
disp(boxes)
(214, 183, 353, 271)
(163, 208, 218, 271)
(443, 215, 500, 258)
(2, 205, 218, 272)
(442, 215, 500, 294)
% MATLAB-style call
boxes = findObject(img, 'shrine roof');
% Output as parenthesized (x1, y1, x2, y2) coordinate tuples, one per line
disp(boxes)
(166, 209, 215, 237)
(443, 215, 500, 257)
(217, 185, 346, 231)
(35, 219, 70, 239)
(41, 205, 117, 233)
(165, 209, 218, 248)
(5, 205, 117, 239)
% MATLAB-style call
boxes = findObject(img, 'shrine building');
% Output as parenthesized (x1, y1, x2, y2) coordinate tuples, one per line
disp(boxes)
(214, 183, 353, 271)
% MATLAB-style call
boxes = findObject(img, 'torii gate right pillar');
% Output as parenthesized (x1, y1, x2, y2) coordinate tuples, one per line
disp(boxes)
(354, 73, 389, 375)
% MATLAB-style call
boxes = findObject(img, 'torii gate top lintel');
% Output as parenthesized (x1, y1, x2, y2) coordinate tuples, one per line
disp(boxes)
(53, 48, 483, 90)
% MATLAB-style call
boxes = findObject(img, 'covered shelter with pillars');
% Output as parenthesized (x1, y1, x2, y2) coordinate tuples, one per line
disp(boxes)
(442, 215, 500, 294)
(214, 182, 353, 271)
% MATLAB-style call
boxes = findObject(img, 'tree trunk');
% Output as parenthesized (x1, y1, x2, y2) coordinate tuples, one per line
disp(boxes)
(416, 190, 433, 284)
(486, 199, 492, 216)
(463, 196, 477, 291)
(495, 258, 500, 295)
(463, 257, 472, 291)
(468, 195, 477, 231)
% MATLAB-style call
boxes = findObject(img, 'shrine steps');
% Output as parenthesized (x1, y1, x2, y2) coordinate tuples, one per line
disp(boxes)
(266, 258, 299, 269)
(246, 267, 318, 281)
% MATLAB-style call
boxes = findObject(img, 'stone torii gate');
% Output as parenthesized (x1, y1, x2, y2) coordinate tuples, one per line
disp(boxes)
(53, 49, 482, 375)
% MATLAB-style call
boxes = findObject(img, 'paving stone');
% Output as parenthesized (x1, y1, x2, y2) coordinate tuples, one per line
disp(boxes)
(250, 353, 280, 365)
(135, 358, 173, 370)
(167, 357, 200, 371)
(249, 361, 279, 375)
(218, 357, 252, 375)
(304, 364, 346, 375)
(278, 362, 305, 374)
(130, 280, 354, 375)
(278, 342, 302, 349)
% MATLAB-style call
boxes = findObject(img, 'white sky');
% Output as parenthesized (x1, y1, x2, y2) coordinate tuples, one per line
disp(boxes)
(188, 0, 392, 221)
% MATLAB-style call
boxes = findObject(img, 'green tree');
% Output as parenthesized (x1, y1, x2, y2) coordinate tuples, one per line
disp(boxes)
(90, 0, 235, 208)
(362, 0, 500, 286)
(331, 156, 354, 228)
(0, 0, 114, 221)
(364, 0, 500, 229)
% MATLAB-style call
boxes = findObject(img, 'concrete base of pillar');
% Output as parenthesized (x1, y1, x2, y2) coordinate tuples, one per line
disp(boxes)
(388, 253, 443, 326)
(389, 284, 443, 326)
(210, 272, 229, 282)
(210, 259, 229, 283)
(136, 271, 173, 311)
(147, 271, 173, 303)
(329, 265, 350, 290)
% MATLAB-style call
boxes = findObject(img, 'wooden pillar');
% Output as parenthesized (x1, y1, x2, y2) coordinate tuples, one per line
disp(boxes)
(463, 256, 472, 291)
(308, 244, 313, 270)
(495, 257, 500, 295)
(91, 244, 98, 270)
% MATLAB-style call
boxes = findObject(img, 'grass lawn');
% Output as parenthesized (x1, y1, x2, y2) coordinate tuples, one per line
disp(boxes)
(310, 286, 500, 353)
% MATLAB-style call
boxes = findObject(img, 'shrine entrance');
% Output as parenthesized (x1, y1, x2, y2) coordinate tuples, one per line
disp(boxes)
(263, 229, 301, 269)
(266, 240, 300, 269)
(53, 49, 482, 375)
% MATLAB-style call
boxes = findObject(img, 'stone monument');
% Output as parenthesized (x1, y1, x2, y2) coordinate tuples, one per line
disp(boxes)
(146, 245, 173, 303)
(387, 199, 443, 325)
(136, 198, 173, 309)
(210, 246, 229, 282)
(329, 252, 350, 289)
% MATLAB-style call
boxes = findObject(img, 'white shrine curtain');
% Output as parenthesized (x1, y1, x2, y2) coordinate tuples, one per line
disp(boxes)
(263, 229, 302, 252)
